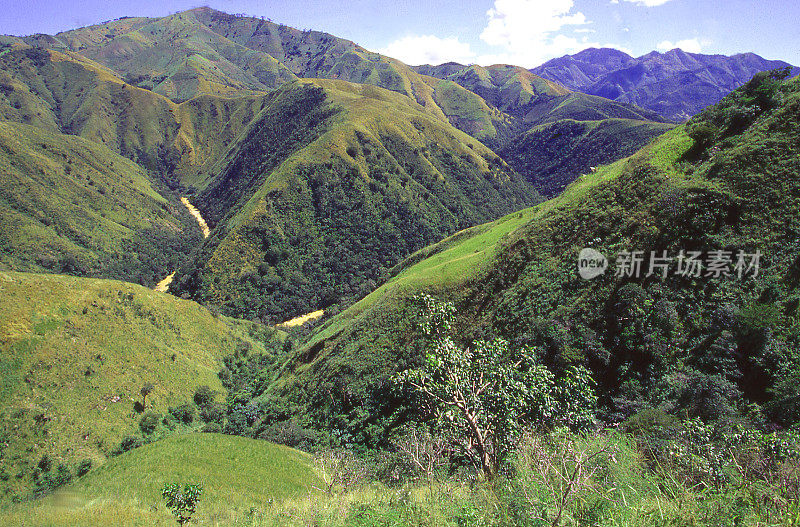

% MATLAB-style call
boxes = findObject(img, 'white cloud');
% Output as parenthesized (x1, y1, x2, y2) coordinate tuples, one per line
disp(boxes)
(621, 0, 674, 6)
(656, 38, 706, 53)
(378, 35, 477, 66)
(477, 0, 592, 67)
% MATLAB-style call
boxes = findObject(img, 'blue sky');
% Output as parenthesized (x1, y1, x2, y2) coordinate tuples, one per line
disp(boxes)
(1, 0, 798, 67)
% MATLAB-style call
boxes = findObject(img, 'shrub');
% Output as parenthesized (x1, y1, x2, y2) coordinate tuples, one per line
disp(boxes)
(162, 483, 203, 526)
(169, 403, 195, 425)
(139, 411, 161, 435)
(199, 402, 226, 424)
(115, 435, 143, 455)
(193, 386, 215, 408)
(76, 459, 92, 477)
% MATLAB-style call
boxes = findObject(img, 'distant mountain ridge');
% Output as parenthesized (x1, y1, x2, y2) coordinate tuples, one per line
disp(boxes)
(532, 47, 798, 120)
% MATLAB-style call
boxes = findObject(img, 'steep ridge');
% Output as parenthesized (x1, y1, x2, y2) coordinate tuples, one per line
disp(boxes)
(414, 62, 668, 125)
(0, 46, 270, 187)
(0, 121, 199, 284)
(171, 79, 540, 322)
(268, 72, 800, 446)
(20, 8, 509, 146)
(414, 61, 675, 193)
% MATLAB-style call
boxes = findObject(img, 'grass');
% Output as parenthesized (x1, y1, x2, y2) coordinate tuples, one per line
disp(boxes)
(304, 125, 687, 351)
(0, 271, 274, 499)
(0, 121, 201, 283)
(0, 433, 321, 526)
(175, 78, 539, 322)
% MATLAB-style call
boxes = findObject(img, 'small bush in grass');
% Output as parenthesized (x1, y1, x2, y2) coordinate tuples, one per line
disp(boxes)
(139, 411, 161, 434)
(169, 403, 195, 425)
(162, 483, 203, 526)
(76, 459, 92, 477)
(115, 435, 142, 455)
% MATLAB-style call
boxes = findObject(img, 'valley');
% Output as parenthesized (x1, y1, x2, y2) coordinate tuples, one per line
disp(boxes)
(0, 5, 798, 526)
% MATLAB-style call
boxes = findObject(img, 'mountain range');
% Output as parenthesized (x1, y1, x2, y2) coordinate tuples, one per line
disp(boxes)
(1, 8, 799, 518)
(531, 47, 799, 120)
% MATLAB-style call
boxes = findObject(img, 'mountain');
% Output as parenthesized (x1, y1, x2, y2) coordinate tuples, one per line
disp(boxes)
(413, 61, 675, 195)
(0, 46, 269, 187)
(0, 121, 200, 284)
(10, 8, 509, 146)
(0, 41, 539, 319)
(3, 8, 677, 195)
(498, 117, 674, 196)
(414, 62, 667, 125)
(268, 71, 800, 446)
(0, 271, 282, 499)
(532, 47, 799, 120)
(169, 79, 539, 322)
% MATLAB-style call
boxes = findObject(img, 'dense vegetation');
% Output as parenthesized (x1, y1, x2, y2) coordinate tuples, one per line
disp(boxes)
(1, 7, 798, 525)
(171, 80, 540, 322)
(0, 121, 200, 284)
(259, 71, 800, 454)
(499, 118, 674, 196)
(412, 62, 675, 194)
(0, 272, 279, 499)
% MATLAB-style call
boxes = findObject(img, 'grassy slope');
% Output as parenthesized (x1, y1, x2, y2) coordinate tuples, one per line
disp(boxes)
(0, 46, 270, 187)
(0, 433, 320, 526)
(172, 79, 540, 322)
(279, 77, 800, 435)
(0, 271, 273, 498)
(0, 121, 200, 283)
(296, 125, 687, 358)
(499, 118, 676, 196)
(19, 8, 510, 145)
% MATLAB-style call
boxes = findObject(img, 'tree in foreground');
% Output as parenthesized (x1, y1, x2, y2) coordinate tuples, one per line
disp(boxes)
(162, 483, 203, 526)
(397, 294, 597, 480)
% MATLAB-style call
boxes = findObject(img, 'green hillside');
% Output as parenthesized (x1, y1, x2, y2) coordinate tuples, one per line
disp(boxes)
(413, 62, 674, 185)
(266, 71, 800, 447)
(0, 433, 319, 526)
(0, 121, 199, 283)
(1, 8, 678, 199)
(23, 8, 509, 145)
(499, 118, 675, 196)
(0, 46, 271, 186)
(171, 79, 540, 322)
(0, 271, 278, 499)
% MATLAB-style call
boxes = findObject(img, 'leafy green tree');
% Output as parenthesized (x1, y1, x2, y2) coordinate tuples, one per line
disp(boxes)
(397, 295, 597, 479)
(162, 483, 203, 526)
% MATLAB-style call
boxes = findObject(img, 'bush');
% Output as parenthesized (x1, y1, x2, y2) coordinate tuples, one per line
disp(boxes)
(76, 459, 92, 477)
(115, 435, 143, 455)
(169, 403, 195, 425)
(199, 402, 226, 424)
(139, 411, 161, 435)
(193, 386, 215, 409)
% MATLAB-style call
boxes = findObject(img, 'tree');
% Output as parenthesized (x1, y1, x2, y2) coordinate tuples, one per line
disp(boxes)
(162, 483, 203, 526)
(397, 295, 597, 480)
